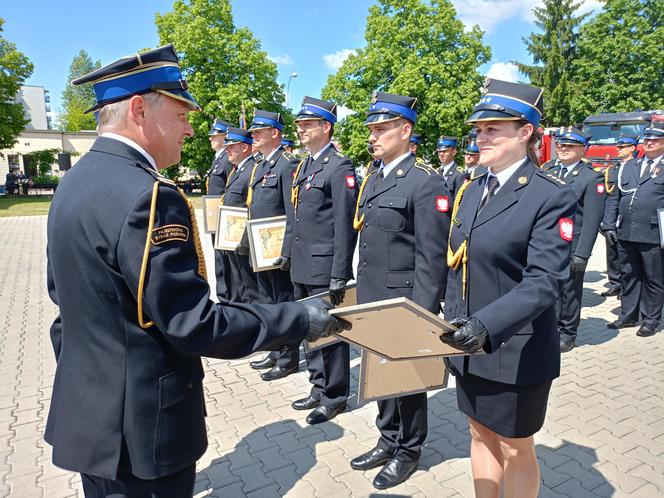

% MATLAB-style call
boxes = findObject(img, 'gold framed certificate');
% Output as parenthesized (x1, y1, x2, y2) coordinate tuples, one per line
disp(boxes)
(202, 195, 222, 234)
(246, 215, 287, 271)
(214, 206, 248, 250)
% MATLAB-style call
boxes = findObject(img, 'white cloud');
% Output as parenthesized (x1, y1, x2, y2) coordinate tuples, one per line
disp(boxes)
(268, 54, 294, 66)
(323, 49, 357, 70)
(485, 61, 521, 82)
(337, 105, 356, 121)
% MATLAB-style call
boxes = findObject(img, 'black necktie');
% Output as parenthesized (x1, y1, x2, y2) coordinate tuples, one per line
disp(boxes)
(640, 159, 654, 181)
(478, 175, 499, 213)
(371, 167, 384, 192)
(558, 163, 565, 178)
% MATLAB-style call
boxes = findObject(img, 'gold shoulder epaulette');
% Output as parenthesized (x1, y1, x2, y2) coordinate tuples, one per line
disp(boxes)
(335, 151, 345, 159)
(414, 163, 435, 175)
(538, 170, 567, 187)
(282, 151, 297, 162)
(158, 177, 177, 186)
(456, 166, 465, 173)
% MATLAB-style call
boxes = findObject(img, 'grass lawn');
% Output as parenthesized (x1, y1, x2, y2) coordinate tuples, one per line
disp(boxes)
(0, 194, 204, 217)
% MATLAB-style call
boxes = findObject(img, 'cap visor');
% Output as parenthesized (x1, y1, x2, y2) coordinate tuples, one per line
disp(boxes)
(465, 110, 521, 124)
(364, 113, 402, 125)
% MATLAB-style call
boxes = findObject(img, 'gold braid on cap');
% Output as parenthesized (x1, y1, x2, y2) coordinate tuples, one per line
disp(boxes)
(353, 170, 376, 231)
(446, 179, 473, 300)
(290, 159, 306, 215)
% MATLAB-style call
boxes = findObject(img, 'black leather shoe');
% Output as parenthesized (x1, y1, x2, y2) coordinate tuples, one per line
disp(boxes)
(260, 365, 297, 381)
(250, 356, 276, 370)
(373, 458, 419, 490)
(560, 337, 576, 353)
(350, 447, 393, 471)
(601, 286, 621, 297)
(608, 319, 637, 329)
(291, 396, 320, 411)
(636, 323, 657, 337)
(306, 403, 346, 425)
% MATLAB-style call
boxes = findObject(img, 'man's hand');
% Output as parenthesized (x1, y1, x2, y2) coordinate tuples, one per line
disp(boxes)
(440, 316, 488, 354)
(329, 278, 348, 306)
(273, 256, 291, 271)
(604, 230, 618, 244)
(571, 255, 588, 273)
(303, 298, 351, 342)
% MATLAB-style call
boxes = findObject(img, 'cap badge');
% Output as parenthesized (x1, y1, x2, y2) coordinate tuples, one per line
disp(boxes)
(370, 91, 378, 104)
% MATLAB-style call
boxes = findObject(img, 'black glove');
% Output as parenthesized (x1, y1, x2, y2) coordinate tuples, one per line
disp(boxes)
(604, 230, 618, 244)
(303, 298, 351, 342)
(571, 255, 587, 273)
(236, 244, 249, 256)
(440, 316, 488, 354)
(273, 256, 291, 271)
(329, 278, 348, 306)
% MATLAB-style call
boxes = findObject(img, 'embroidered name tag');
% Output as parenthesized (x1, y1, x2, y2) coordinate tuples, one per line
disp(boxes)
(151, 224, 190, 245)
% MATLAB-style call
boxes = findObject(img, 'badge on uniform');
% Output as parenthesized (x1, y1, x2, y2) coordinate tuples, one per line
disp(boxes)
(305, 183, 311, 190)
(151, 224, 190, 245)
(559, 218, 574, 242)
(435, 196, 449, 213)
(346, 175, 356, 188)
(518, 176, 528, 185)
(596, 183, 605, 194)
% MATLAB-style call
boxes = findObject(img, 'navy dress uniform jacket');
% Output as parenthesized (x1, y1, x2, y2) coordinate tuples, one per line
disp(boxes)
(445, 161, 577, 385)
(438, 164, 469, 200)
(222, 156, 255, 208)
(207, 149, 234, 196)
(289, 146, 358, 285)
(356, 154, 450, 313)
(45, 138, 309, 481)
(601, 164, 619, 231)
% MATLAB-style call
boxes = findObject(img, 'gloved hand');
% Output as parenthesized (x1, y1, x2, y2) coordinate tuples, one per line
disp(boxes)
(236, 244, 249, 256)
(571, 255, 588, 273)
(273, 256, 291, 271)
(329, 278, 348, 306)
(604, 230, 618, 244)
(440, 316, 489, 354)
(303, 298, 351, 342)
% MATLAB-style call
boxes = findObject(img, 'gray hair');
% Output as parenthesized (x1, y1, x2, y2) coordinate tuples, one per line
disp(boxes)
(98, 92, 163, 131)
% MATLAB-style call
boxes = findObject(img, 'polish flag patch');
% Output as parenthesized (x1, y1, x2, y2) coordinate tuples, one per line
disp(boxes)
(346, 175, 356, 188)
(436, 196, 450, 213)
(559, 218, 574, 242)
(596, 183, 605, 194)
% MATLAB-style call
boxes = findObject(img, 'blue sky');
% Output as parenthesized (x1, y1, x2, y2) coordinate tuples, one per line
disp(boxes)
(3, 0, 602, 123)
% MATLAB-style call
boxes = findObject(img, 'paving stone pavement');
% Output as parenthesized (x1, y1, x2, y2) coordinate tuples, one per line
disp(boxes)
(0, 213, 663, 497)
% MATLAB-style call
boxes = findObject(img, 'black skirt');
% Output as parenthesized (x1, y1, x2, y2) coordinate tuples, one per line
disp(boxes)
(456, 372, 552, 438)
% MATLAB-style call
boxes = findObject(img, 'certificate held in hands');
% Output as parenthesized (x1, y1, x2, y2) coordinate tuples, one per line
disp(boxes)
(300, 284, 357, 351)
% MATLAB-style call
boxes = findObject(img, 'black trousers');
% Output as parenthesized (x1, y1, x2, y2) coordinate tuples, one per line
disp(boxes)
(376, 393, 427, 462)
(210, 235, 231, 301)
(605, 232, 621, 288)
(257, 269, 297, 369)
(294, 282, 349, 408)
(618, 240, 664, 326)
(226, 251, 260, 303)
(81, 464, 195, 498)
(557, 267, 586, 340)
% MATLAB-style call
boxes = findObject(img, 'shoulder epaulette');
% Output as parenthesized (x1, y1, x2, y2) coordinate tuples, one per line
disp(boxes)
(158, 176, 177, 187)
(282, 150, 299, 162)
(335, 151, 346, 159)
(414, 163, 436, 176)
(536, 169, 567, 187)
(593, 166, 603, 172)
(456, 166, 465, 173)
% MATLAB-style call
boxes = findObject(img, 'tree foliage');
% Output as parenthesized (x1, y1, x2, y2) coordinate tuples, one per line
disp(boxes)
(58, 50, 101, 131)
(0, 18, 34, 148)
(24, 148, 60, 176)
(570, 0, 664, 122)
(155, 0, 290, 180)
(321, 0, 490, 166)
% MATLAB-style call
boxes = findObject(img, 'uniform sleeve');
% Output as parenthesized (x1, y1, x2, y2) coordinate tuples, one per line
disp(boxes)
(117, 184, 309, 358)
(329, 157, 359, 280)
(46, 252, 62, 361)
(280, 159, 296, 258)
(575, 171, 606, 259)
(474, 186, 577, 351)
(602, 167, 620, 230)
(412, 176, 451, 313)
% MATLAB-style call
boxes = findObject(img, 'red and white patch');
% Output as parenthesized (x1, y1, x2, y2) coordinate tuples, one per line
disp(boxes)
(436, 196, 450, 213)
(559, 218, 574, 242)
(346, 175, 356, 188)
(596, 183, 605, 194)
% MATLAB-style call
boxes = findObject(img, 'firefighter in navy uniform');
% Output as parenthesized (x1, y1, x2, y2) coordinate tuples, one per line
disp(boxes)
(408, 133, 422, 156)
(348, 92, 450, 489)
(45, 45, 345, 497)
(220, 127, 261, 303)
(436, 136, 469, 198)
(242, 110, 300, 381)
(282, 97, 358, 424)
(464, 141, 486, 179)
(442, 78, 577, 498)
(543, 128, 605, 352)
(206, 119, 234, 301)
(604, 123, 664, 337)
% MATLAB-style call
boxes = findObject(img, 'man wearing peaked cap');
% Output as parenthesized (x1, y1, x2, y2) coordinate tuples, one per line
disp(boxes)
(281, 138, 295, 152)
(604, 121, 664, 337)
(350, 91, 450, 489)
(408, 133, 422, 155)
(543, 127, 605, 352)
(45, 45, 345, 496)
(207, 118, 234, 301)
(463, 141, 485, 178)
(437, 135, 469, 199)
(284, 96, 358, 425)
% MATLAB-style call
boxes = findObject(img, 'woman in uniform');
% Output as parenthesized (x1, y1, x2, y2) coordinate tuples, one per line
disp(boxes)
(441, 79, 577, 498)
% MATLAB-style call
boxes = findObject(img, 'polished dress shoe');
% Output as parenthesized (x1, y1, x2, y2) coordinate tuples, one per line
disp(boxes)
(636, 323, 657, 337)
(260, 365, 297, 381)
(601, 286, 621, 297)
(350, 447, 393, 471)
(560, 337, 576, 353)
(306, 403, 346, 425)
(250, 356, 276, 370)
(373, 458, 419, 490)
(608, 319, 637, 329)
(291, 395, 320, 411)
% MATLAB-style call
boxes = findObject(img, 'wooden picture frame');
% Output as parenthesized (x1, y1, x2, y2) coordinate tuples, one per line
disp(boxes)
(214, 206, 248, 250)
(202, 195, 222, 234)
(246, 215, 288, 271)
(300, 284, 357, 352)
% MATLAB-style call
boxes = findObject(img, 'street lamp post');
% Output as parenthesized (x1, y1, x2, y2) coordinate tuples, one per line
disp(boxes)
(286, 72, 298, 109)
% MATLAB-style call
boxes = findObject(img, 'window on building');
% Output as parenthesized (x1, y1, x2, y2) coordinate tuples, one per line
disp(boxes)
(8, 155, 20, 170)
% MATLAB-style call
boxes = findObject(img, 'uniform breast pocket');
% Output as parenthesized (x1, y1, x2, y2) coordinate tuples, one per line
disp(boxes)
(260, 176, 281, 203)
(376, 196, 408, 232)
(227, 184, 244, 197)
(302, 176, 326, 203)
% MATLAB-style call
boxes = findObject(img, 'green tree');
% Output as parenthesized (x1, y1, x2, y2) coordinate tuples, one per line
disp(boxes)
(155, 0, 290, 181)
(321, 0, 490, 166)
(0, 18, 34, 148)
(513, 0, 588, 126)
(58, 50, 101, 131)
(571, 0, 664, 122)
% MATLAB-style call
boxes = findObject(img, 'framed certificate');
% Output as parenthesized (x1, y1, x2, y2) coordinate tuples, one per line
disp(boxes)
(214, 206, 248, 250)
(202, 195, 222, 234)
(658, 208, 664, 248)
(246, 215, 287, 271)
(300, 284, 357, 352)
(358, 350, 449, 404)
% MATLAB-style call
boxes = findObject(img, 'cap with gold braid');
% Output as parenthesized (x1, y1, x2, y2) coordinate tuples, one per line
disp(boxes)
(72, 44, 200, 113)
(467, 78, 543, 126)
